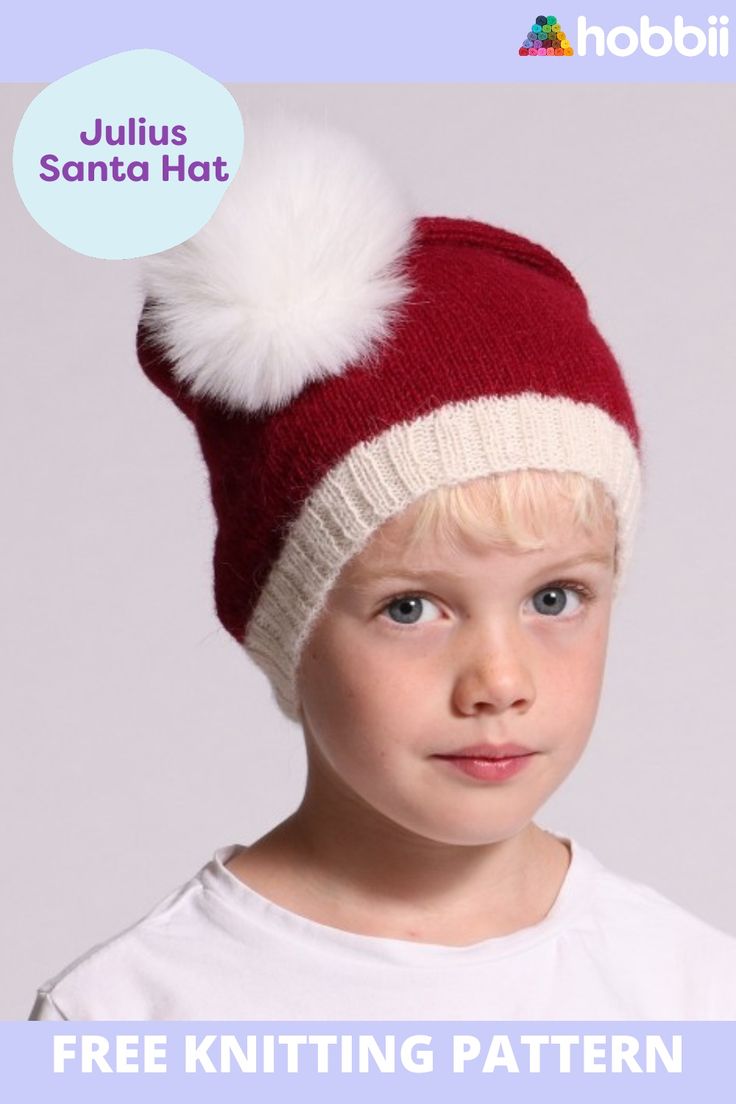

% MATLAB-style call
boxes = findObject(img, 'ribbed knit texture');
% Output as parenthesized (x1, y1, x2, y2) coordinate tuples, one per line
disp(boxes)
(137, 216, 644, 722)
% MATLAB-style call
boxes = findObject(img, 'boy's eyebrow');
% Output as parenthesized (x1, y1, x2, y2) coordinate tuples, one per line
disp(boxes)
(527, 550, 615, 575)
(351, 551, 614, 584)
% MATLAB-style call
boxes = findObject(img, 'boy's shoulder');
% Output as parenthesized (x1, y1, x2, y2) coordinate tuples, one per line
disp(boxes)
(573, 836, 736, 1002)
(30, 848, 224, 1020)
(585, 840, 735, 943)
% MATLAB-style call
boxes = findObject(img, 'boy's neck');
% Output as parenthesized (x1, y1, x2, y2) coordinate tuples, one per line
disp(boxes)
(225, 814, 571, 946)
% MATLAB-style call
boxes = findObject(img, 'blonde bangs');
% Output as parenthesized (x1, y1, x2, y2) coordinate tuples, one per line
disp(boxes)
(400, 470, 618, 565)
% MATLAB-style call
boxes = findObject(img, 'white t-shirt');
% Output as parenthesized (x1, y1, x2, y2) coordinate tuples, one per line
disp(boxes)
(28, 830, 736, 1020)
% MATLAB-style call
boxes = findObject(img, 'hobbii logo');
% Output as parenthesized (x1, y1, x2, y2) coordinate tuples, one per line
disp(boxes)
(578, 14, 730, 57)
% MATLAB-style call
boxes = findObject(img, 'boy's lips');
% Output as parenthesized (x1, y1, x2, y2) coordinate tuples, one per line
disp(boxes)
(433, 742, 534, 760)
(431, 743, 538, 782)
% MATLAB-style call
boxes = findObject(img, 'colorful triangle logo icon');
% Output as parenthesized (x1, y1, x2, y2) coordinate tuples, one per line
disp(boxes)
(519, 14, 574, 55)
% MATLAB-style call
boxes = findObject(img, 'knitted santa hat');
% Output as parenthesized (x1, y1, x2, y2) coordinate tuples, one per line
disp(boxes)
(137, 113, 643, 723)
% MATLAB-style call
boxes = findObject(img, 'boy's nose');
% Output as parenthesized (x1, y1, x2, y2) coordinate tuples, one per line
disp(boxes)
(451, 632, 536, 716)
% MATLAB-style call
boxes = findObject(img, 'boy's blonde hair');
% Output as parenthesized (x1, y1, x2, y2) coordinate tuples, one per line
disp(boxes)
(383, 470, 618, 573)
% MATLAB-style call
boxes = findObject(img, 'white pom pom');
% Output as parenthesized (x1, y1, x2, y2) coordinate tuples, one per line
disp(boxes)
(140, 112, 416, 413)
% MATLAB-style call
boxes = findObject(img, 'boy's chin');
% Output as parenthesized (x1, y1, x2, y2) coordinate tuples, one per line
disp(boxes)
(388, 810, 540, 849)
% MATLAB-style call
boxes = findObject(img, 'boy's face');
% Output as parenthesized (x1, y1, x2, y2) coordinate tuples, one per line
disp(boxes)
(296, 480, 618, 848)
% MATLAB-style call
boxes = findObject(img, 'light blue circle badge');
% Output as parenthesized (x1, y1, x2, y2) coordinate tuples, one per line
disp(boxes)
(13, 49, 244, 259)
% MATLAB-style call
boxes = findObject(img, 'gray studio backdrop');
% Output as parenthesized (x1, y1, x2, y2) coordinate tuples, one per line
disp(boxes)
(2, 83, 735, 1019)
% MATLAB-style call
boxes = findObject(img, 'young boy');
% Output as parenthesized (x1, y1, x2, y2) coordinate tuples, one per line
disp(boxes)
(29, 115, 736, 1020)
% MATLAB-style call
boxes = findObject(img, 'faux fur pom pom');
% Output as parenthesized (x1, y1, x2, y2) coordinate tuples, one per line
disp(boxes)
(140, 113, 416, 414)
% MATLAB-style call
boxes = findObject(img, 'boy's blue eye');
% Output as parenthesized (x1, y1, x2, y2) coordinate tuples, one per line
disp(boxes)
(381, 584, 592, 627)
(532, 586, 577, 617)
(384, 595, 440, 626)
